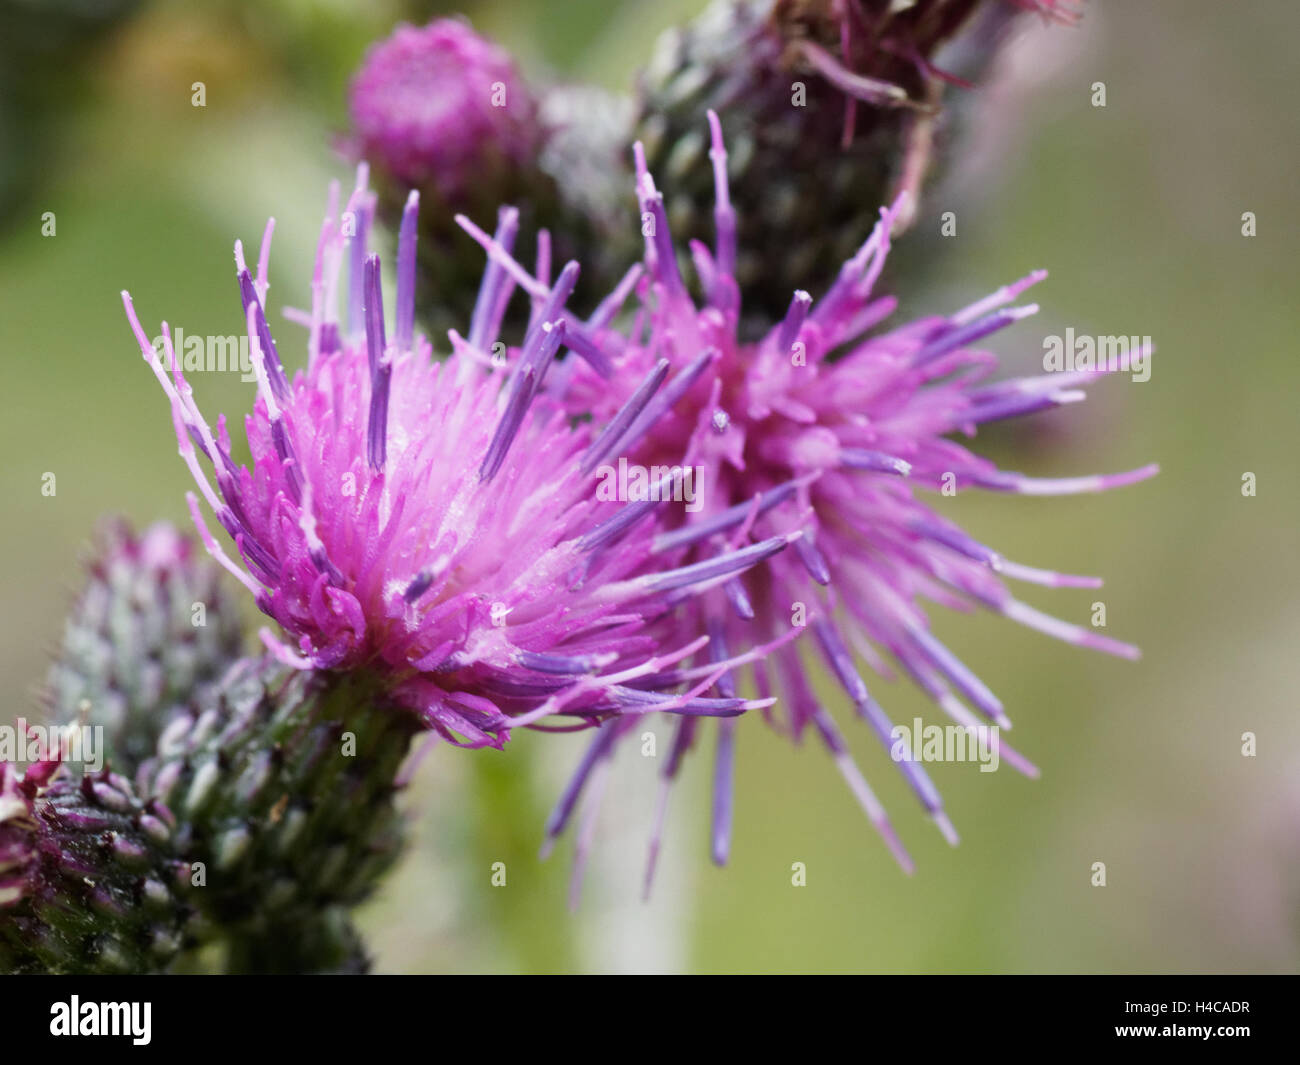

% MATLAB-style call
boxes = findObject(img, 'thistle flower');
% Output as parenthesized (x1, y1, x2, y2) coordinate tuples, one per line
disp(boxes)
(535, 115, 1155, 882)
(633, 0, 1081, 325)
(121, 171, 792, 752)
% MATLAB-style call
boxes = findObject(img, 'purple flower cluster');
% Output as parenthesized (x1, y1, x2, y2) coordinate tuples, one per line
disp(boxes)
(123, 171, 792, 749)
(121, 18, 1151, 894)
(480, 114, 1155, 879)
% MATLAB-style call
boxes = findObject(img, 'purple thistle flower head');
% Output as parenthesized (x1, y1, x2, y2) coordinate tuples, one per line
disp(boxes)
(522, 113, 1156, 884)
(122, 171, 796, 750)
(347, 20, 541, 198)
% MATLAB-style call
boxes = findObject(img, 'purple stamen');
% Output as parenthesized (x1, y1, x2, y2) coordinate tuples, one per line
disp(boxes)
(218, 509, 279, 581)
(363, 254, 387, 375)
(811, 617, 949, 823)
(587, 263, 643, 330)
(520, 260, 580, 364)
(516, 651, 603, 675)
(959, 389, 1084, 427)
(534, 229, 552, 289)
(185, 424, 211, 461)
(237, 269, 291, 403)
(580, 358, 670, 474)
(906, 625, 1007, 727)
(913, 304, 1038, 367)
(554, 322, 614, 379)
(479, 321, 566, 482)
(795, 533, 831, 585)
(467, 207, 520, 352)
(813, 226, 883, 328)
(840, 448, 912, 476)
(347, 195, 373, 341)
(396, 191, 418, 353)
(705, 110, 736, 278)
(607, 686, 749, 716)
(632, 143, 684, 296)
(617, 348, 717, 457)
(653, 479, 803, 553)
(579, 469, 683, 552)
(364, 255, 391, 471)
(457, 209, 612, 377)
(638, 532, 796, 594)
(774, 290, 813, 357)
(269, 420, 303, 504)
(723, 577, 754, 620)
(910, 519, 999, 565)
(319, 321, 340, 356)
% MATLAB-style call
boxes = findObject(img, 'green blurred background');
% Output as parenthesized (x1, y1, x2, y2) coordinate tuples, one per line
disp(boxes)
(1, 0, 1295, 973)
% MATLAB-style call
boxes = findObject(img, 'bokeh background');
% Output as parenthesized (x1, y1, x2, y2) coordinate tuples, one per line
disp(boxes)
(1, 0, 1295, 973)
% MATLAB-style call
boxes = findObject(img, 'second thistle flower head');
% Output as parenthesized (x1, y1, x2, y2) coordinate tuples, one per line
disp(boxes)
(538, 113, 1155, 878)
(123, 172, 792, 749)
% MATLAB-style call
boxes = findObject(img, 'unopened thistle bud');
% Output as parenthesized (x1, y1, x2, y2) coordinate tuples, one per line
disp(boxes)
(0, 759, 197, 974)
(45, 519, 245, 771)
(131, 659, 414, 956)
(345, 19, 561, 332)
(2, 658, 414, 973)
(633, 0, 1080, 327)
